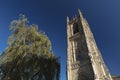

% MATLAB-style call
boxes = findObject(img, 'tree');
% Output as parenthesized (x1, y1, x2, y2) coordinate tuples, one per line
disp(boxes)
(0, 15, 60, 80)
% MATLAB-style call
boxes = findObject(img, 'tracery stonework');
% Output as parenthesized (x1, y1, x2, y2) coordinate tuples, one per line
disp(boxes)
(66, 9, 113, 80)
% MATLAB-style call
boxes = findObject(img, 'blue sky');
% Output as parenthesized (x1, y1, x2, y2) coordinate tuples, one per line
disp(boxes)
(0, 0, 120, 79)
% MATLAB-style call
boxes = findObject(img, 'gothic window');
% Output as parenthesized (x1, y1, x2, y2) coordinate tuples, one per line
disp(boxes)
(73, 23, 79, 34)
(74, 40, 83, 61)
(76, 52, 83, 61)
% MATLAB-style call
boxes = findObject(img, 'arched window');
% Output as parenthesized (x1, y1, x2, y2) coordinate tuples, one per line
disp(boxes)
(76, 52, 83, 61)
(73, 23, 79, 34)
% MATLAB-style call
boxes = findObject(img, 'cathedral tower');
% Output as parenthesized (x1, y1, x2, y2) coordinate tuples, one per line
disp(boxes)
(66, 9, 113, 80)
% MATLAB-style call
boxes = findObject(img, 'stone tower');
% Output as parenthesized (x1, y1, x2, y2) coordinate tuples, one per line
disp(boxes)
(66, 9, 113, 80)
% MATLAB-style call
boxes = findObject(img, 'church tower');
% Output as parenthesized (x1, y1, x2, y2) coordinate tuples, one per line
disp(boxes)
(66, 9, 113, 80)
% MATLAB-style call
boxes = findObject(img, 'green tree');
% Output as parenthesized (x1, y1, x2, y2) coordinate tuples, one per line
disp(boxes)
(0, 15, 60, 80)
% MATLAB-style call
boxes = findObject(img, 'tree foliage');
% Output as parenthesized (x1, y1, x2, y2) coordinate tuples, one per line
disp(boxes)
(0, 15, 60, 80)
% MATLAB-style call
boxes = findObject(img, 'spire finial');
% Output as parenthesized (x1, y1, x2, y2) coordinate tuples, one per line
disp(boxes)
(78, 8, 83, 18)
(66, 16, 69, 23)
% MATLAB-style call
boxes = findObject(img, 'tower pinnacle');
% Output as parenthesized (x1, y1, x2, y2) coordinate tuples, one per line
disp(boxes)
(78, 8, 83, 18)
(66, 16, 69, 23)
